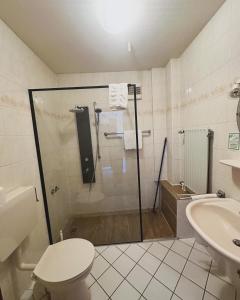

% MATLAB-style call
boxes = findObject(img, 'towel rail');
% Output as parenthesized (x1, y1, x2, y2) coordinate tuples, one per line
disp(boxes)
(104, 129, 151, 137)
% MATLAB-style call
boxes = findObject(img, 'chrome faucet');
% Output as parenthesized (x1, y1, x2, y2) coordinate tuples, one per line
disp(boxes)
(180, 181, 187, 192)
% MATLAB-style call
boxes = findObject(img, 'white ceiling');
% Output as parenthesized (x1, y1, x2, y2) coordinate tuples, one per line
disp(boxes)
(0, 0, 225, 73)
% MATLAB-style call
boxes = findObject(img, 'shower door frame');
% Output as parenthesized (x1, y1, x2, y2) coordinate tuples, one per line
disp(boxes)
(28, 84, 143, 245)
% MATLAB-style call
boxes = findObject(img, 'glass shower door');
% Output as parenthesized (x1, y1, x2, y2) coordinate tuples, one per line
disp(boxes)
(32, 86, 142, 245)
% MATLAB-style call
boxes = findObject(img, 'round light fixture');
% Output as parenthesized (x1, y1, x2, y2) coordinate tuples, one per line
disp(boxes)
(96, 0, 142, 34)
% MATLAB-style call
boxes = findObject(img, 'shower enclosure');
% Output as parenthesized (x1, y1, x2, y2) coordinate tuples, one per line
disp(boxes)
(29, 85, 143, 245)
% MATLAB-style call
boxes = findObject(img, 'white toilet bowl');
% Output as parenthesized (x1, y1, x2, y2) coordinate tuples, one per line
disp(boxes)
(33, 238, 95, 300)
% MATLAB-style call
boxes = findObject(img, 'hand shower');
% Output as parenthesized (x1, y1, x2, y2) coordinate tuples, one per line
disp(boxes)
(89, 102, 102, 192)
(93, 102, 102, 159)
(230, 79, 240, 98)
(230, 79, 240, 131)
(69, 106, 85, 113)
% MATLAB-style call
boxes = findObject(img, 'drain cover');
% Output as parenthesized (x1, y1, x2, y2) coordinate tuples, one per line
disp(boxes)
(233, 239, 240, 247)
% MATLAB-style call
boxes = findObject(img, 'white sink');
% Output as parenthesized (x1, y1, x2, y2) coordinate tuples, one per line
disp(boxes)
(186, 198, 240, 286)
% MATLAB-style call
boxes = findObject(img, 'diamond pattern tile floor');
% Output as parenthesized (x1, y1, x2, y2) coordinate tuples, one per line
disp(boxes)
(127, 264, 152, 293)
(111, 280, 141, 300)
(112, 253, 136, 277)
(138, 252, 161, 275)
(143, 277, 172, 300)
(101, 246, 122, 264)
(88, 239, 237, 300)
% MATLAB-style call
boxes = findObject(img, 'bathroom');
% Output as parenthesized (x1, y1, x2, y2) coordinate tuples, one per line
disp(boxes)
(0, 0, 240, 299)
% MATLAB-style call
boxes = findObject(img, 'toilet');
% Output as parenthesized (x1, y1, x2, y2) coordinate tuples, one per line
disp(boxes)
(33, 238, 95, 300)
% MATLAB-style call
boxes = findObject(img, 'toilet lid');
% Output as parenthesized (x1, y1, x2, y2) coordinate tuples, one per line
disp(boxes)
(33, 238, 95, 283)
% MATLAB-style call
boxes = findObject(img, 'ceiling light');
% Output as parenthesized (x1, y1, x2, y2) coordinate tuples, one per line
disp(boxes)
(96, 0, 142, 34)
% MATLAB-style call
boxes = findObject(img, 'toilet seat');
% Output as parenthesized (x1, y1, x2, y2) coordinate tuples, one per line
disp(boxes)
(33, 238, 95, 285)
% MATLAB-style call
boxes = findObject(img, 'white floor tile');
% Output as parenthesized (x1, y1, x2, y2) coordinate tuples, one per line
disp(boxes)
(98, 267, 123, 296)
(127, 265, 152, 293)
(194, 242, 210, 255)
(206, 273, 236, 300)
(95, 246, 108, 253)
(172, 295, 182, 300)
(175, 276, 204, 300)
(180, 238, 195, 247)
(154, 262, 180, 291)
(91, 256, 110, 279)
(90, 282, 108, 300)
(143, 278, 172, 300)
(111, 280, 141, 300)
(138, 252, 161, 275)
(86, 274, 95, 288)
(159, 239, 174, 249)
(125, 244, 145, 262)
(171, 240, 192, 258)
(203, 292, 218, 300)
(188, 248, 211, 271)
(113, 253, 136, 277)
(138, 242, 152, 250)
(183, 261, 208, 288)
(116, 244, 130, 252)
(148, 242, 168, 260)
(92, 241, 234, 300)
(164, 250, 187, 273)
(101, 245, 122, 264)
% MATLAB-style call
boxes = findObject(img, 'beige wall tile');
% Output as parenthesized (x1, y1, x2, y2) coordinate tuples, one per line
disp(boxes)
(0, 18, 57, 299)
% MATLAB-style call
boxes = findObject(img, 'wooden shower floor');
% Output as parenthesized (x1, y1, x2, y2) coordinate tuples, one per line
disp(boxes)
(65, 211, 174, 245)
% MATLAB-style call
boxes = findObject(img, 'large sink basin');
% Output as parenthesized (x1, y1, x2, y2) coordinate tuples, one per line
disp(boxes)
(186, 198, 240, 285)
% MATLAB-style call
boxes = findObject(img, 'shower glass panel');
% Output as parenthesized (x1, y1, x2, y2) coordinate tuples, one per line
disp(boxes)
(31, 87, 142, 245)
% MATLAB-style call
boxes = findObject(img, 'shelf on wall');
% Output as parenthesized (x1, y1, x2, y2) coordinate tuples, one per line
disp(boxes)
(219, 160, 240, 169)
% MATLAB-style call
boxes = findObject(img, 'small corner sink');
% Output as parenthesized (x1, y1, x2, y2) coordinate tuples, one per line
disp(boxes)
(186, 197, 240, 286)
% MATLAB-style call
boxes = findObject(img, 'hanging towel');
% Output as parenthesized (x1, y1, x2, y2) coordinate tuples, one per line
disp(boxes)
(109, 83, 128, 110)
(123, 130, 142, 150)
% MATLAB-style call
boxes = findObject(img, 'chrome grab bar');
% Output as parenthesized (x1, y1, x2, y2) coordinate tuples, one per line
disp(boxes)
(104, 129, 151, 137)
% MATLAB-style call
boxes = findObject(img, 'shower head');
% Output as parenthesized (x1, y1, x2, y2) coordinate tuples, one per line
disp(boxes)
(95, 108, 102, 114)
(93, 101, 102, 114)
(230, 79, 240, 98)
(69, 106, 85, 113)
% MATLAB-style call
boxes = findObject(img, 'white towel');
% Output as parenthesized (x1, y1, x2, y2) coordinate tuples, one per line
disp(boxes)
(191, 194, 217, 201)
(109, 83, 128, 110)
(123, 130, 142, 150)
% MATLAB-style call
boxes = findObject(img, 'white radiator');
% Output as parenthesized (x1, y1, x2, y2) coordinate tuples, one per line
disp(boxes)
(183, 129, 210, 194)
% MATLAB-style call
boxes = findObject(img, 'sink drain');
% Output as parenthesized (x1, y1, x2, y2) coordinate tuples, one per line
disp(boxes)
(233, 239, 240, 247)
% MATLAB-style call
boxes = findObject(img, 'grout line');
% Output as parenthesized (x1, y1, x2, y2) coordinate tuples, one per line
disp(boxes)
(113, 245, 153, 297)
(202, 260, 213, 300)
(208, 263, 235, 286)
(95, 244, 146, 297)
(93, 263, 122, 297)
(99, 241, 202, 297)
(91, 280, 111, 299)
(169, 240, 219, 300)
(111, 242, 177, 298)
(148, 240, 213, 282)
(92, 240, 230, 300)
(140, 242, 174, 298)
(169, 239, 197, 299)
(137, 241, 153, 250)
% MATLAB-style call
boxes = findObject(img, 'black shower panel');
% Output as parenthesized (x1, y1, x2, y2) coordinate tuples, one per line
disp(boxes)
(75, 106, 95, 183)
